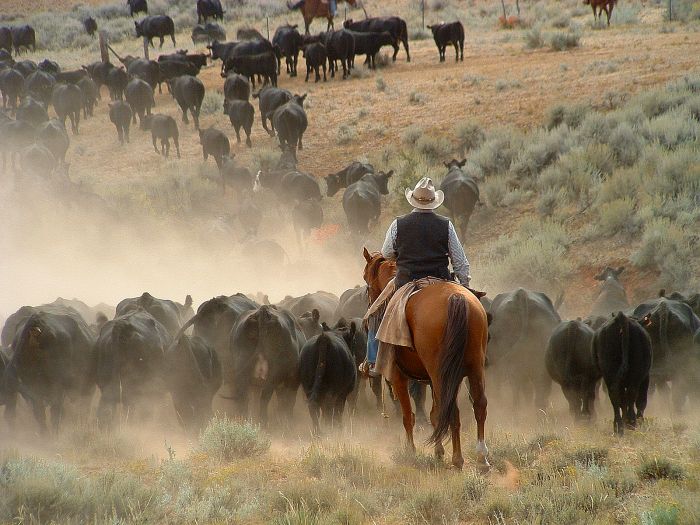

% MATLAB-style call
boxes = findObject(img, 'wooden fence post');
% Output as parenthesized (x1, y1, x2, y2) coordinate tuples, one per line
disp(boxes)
(98, 30, 109, 63)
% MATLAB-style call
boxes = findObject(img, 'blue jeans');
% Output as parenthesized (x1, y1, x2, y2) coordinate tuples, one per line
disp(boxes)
(367, 328, 379, 364)
(329, 0, 337, 16)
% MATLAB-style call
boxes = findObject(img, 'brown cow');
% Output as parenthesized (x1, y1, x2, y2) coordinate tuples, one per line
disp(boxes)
(584, 0, 617, 26)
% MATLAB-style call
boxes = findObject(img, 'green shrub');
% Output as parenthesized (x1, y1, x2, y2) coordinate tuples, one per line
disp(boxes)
(455, 119, 485, 153)
(538, 148, 601, 206)
(638, 458, 685, 481)
(579, 112, 616, 144)
(633, 89, 688, 119)
(610, 3, 640, 24)
(510, 127, 570, 179)
(473, 126, 524, 176)
(596, 167, 644, 205)
(337, 124, 357, 145)
(546, 103, 589, 130)
(400, 488, 457, 525)
(524, 28, 545, 49)
(409, 90, 428, 104)
(608, 122, 645, 166)
(537, 187, 564, 216)
(650, 147, 700, 198)
(643, 108, 699, 150)
(551, 14, 571, 28)
(301, 445, 381, 488)
(200, 91, 224, 116)
(640, 504, 680, 525)
(375, 76, 386, 91)
(198, 416, 270, 461)
(483, 175, 509, 207)
(631, 218, 687, 269)
(549, 31, 580, 51)
(413, 135, 453, 161)
(401, 125, 424, 146)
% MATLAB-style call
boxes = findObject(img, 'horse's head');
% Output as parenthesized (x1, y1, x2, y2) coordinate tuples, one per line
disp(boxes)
(362, 247, 396, 304)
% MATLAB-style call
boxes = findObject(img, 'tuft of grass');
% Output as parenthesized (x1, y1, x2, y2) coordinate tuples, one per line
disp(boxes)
(638, 457, 685, 481)
(390, 449, 444, 473)
(546, 102, 590, 130)
(549, 31, 581, 51)
(337, 124, 357, 145)
(375, 76, 386, 92)
(473, 126, 524, 176)
(200, 91, 224, 116)
(524, 28, 545, 49)
(483, 176, 509, 207)
(413, 134, 453, 161)
(455, 119, 485, 154)
(198, 416, 270, 462)
(401, 125, 424, 146)
(408, 90, 428, 104)
(400, 488, 457, 525)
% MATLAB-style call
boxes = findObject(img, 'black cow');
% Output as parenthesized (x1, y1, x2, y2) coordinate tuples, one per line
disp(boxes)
(52, 70, 87, 86)
(83, 61, 115, 95)
(225, 99, 254, 147)
(52, 83, 82, 134)
(488, 288, 561, 409)
(0, 67, 24, 110)
(168, 74, 204, 129)
(24, 71, 56, 105)
(659, 289, 700, 318)
(237, 27, 267, 40)
(115, 292, 182, 335)
(299, 327, 357, 435)
(545, 320, 600, 420)
(84, 17, 98, 37)
(297, 309, 322, 339)
(320, 29, 355, 79)
(165, 334, 222, 431)
(37, 59, 60, 75)
(108, 100, 132, 144)
(344, 16, 410, 62)
(303, 42, 327, 82)
(273, 24, 303, 77)
(11, 26, 36, 55)
(197, 0, 224, 23)
(4, 309, 95, 433)
(158, 51, 208, 69)
(633, 297, 700, 411)
(0, 119, 34, 171)
(256, 164, 322, 204)
(583, 315, 607, 331)
(199, 127, 229, 169)
(192, 23, 226, 45)
(591, 266, 629, 316)
(13, 59, 37, 77)
(346, 30, 394, 69)
(235, 200, 263, 237)
(592, 312, 652, 435)
(224, 72, 250, 101)
(220, 154, 254, 194)
(143, 113, 180, 158)
(427, 21, 464, 62)
(325, 161, 374, 196)
(20, 143, 55, 177)
(335, 286, 368, 320)
(16, 95, 48, 127)
(125, 58, 160, 92)
(253, 85, 292, 135)
(95, 310, 170, 426)
(0, 350, 16, 424)
(106, 66, 128, 100)
(222, 52, 277, 88)
(0, 27, 11, 54)
(175, 294, 257, 397)
(135, 16, 176, 48)
(207, 40, 240, 64)
(277, 292, 339, 324)
(292, 199, 323, 247)
(158, 59, 200, 88)
(439, 158, 479, 238)
(127, 0, 148, 17)
(272, 94, 307, 158)
(77, 76, 98, 117)
(124, 77, 154, 128)
(229, 305, 306, 426)
(37, 118, 70, 164)
(342, 171, 394, 235)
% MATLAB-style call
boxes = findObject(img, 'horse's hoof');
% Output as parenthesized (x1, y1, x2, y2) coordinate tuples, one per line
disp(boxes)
(477, 458, 491, 473)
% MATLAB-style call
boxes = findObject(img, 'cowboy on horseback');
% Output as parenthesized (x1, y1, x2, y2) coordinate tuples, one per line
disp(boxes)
(362, 177, 471, 376)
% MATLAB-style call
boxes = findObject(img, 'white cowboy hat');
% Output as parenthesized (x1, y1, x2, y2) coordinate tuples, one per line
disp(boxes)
(405, 177, 444, 210)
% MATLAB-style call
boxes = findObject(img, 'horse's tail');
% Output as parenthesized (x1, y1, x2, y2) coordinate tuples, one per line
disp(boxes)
(429, 293, 468, 445)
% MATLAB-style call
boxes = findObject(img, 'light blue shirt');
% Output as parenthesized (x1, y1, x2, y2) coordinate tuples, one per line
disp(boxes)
(380, 209, 471, 285)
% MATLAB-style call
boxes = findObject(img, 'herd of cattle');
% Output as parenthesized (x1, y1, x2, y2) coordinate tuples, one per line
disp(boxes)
(0, 268, 699, 438)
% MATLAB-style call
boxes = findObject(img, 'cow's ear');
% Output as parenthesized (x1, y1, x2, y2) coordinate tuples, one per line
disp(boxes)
(594, 272, 603, 281)
(615, 266, 625, 276)
(459, 159, 467, 167)
(363, 247, 372, 263)
(658, 288, 666, 297)
(349, 321, 357, 339)
(385, 169, 394, 178)
(312, 309, 320, 323)
(426, 25, 432, 29)
(300, 93, 307, 102)
(321, 322, 330, 331)
(443, 161, 450, 168)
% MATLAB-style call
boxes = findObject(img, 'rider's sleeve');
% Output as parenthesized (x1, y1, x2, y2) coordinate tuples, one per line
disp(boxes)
(381, 219, 398, 258)
(448, 222, 471, 285)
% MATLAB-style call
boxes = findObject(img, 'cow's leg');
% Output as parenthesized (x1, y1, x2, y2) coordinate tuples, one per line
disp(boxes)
(298, 133, 303, 150)
(74, 111, 80, 134)
(258, 385, 275, 428)
(606, 4, 613, 26)
(171, 33, 176, 46)
(173, 135, 181, 158)
(460, 40, 464, 61)
(624, 385, 638, 429)
(305, 65, 310, 82)
(50, 396, 65, 434)
(404, 37, 411, 62)
(182, 106, 189, 124)
(322, 63, 327, 81)
(608, 385, 624, 435)
(393, 371, 416, 453)
(193, 106, 200, 130)
(118, 126, 125, 145)
(234, 125, 241, 143)
(31, 400, 48, 434)
(159, 36, 164, 48)
(124, 124, 130, 143)
(636, 375, 650, 421)
(467, 368, 489, 468)
(245, 124, 252, 147)
(562, 384, 581, 419)
(454, 42, 459, 62)
(152, 133, 158, 154)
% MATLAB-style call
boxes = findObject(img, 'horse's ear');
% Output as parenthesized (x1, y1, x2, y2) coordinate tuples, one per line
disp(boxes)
(363, 247, 372, 263)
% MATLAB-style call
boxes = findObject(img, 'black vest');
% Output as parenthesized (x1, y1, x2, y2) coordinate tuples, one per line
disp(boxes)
(395, 211, 450, 288)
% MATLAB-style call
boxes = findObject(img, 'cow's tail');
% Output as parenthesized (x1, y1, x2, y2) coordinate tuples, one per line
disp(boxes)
(615, 313, 630, 386)
(309, 332, 329, 405)
(429, 293, 468, 445)
(399, 18, 408, 45)
(659, 301, 670, 359)
(514, 288, 529, 349)
(167, 313, 199, 352)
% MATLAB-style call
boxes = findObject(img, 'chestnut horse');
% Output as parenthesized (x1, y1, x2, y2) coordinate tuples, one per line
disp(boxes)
(288, 0, 358, 35)
(362, 248, 489, 469)
(584, 0, 617, 26)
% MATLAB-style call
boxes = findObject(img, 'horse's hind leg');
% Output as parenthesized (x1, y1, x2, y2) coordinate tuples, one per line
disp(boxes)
(450, 407, 464, 469)
(429, 397, 445, 460)
(392, 371, 416, 452)
(467, 369, 489, 468)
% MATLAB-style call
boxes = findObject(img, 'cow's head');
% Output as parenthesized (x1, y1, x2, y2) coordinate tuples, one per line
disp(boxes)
(444, 158, 467, 170)
(134, 21, 143, 37)
(374, 170, 394, 195)
(291, 93, 307, 106)
(324, 172, 343, 197)
(594, 266, 624, 282)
